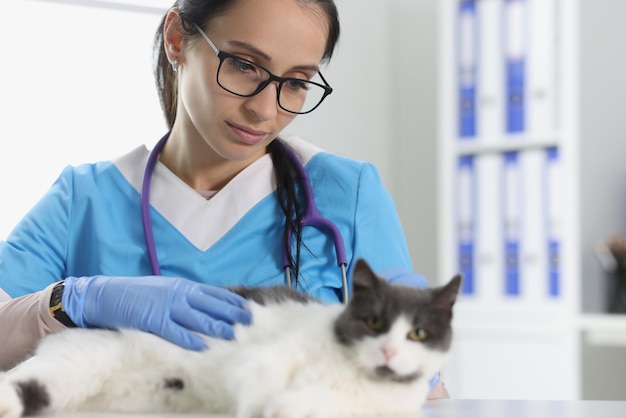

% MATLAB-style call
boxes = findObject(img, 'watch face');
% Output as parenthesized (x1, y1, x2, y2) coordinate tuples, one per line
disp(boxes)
(49, 283, 76, 327)
(50, 283, 64, 308)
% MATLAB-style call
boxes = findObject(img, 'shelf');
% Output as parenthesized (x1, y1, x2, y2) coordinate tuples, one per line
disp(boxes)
(452, 311, 626, 347)
(579, 313, 626, 347)
(454, 133, 561, 156)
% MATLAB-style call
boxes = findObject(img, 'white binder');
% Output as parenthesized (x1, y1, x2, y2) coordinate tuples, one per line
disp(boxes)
(475, 153, 503, 301)
(457, 156, 476, 295)
(502, 151, 521, 296)
(519, 149, 548, 302)
(526, 0, 557, 134)
(545, 147, 562, 297)
(504, 0, 527, 134)
(458, 0, 478, 138)
(476, 0, 504, 141)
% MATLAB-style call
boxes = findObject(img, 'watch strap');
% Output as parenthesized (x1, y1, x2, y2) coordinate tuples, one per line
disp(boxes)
(49, 282, 77, 328)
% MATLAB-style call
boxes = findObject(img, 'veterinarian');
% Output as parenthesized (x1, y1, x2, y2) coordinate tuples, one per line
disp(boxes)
(0, 0, 448, 399)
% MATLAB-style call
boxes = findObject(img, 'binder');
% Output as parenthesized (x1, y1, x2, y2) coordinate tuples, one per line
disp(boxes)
(476, 0, 504, 140)
(502, 151, 521, 295)
(504, 0, 527, 133)
(526, 0, 557, 134)
(545, 147, 562, 297)
(457, 156, 475, 295)
(519, 149, 548, 302)
(475, 153, 503, 301)
(458, 0, 477, 138)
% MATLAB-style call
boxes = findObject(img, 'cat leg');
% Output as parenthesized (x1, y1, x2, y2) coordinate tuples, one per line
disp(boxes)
(262, 384, 340, 418)
(0, 355, 69, 418)
(261, 382, 429, 418)
(0, 329, 128, 416)
(0, 376, 25, 418)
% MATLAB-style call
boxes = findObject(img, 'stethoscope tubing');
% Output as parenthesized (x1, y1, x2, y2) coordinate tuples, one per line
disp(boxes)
(141, 132, 170, 276)
(141, 134, 349, 303)
(280, 143, 349, 302)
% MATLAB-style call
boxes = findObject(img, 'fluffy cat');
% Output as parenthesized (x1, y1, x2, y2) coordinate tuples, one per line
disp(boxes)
(0, 259, 461, 418)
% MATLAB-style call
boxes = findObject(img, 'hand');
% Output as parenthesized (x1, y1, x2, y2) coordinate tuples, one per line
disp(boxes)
(61, 275, 252, 350)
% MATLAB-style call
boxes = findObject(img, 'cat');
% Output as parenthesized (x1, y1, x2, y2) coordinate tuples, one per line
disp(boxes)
(0, 259, 461, 418)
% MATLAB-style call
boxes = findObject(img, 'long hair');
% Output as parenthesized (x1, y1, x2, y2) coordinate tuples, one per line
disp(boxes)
(153, 0, 340, 287)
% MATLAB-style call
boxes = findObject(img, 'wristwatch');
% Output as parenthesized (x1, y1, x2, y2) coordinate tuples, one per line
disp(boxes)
(49, 281, 77, 327)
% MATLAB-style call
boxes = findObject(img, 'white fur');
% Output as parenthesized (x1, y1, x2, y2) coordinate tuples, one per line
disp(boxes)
(0, 301, 446, 418)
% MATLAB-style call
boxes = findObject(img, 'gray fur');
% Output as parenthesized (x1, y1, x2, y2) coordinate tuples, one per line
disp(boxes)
(229, 285, 320, 305)
(16, 380, 49, 416)
(334, 259, 461, 352)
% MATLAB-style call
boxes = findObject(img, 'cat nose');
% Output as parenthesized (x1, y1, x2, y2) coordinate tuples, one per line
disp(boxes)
(382, 345, 397, 362)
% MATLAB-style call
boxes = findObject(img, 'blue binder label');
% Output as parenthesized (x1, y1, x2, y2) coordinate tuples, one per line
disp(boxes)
(503, 151, 521, 295)
(546, 147, 561, 297)
(505, 0, 526, 133)
(458, 0, 477, 138)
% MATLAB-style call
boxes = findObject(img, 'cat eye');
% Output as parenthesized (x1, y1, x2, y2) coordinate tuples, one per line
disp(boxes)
(366, 316, 384, 331)
(408, 328, 428, 342)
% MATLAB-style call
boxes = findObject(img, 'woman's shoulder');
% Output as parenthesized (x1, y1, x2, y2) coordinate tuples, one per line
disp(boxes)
(53, 145, 148, 196)
(58, 145, 146, 175)
(282, 136, 380, 182)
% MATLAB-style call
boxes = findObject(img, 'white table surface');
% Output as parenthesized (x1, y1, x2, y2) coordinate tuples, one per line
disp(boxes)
(422, 399, 626, 418)
(30, 399, 626, 418)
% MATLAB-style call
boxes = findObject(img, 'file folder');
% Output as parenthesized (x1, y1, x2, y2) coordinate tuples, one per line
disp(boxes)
(505, 0, 526, 133)
(545, 147, 561, 297)
(476, 0, 504, 140)
(520, 149, 548, 302)
(475, 153, 503, 301)
(458, 0, 477, 138)
(457, 155, 475, 294)
(527, 0, 557, 134)
(503, 151, 521, 295)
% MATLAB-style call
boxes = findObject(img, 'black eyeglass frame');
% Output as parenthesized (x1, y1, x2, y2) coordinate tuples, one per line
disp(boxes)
(193, 23, 333, 115)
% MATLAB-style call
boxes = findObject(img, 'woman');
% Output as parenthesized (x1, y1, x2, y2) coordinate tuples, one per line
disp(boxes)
(0, 0, 448, 398)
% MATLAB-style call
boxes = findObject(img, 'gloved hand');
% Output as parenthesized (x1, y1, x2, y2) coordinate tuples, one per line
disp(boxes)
(61, 275, 252, 350)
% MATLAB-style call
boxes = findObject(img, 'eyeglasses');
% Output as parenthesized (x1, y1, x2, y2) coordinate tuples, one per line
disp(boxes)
(193, 23, 333, 115)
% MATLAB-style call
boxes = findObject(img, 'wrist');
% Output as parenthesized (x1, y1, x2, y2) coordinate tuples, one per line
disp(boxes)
(49, 281, 77, 327)
(62, 276, 99, 328)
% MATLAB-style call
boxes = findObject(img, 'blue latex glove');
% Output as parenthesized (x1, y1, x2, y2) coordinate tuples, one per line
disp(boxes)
(62, 275, 252, 350)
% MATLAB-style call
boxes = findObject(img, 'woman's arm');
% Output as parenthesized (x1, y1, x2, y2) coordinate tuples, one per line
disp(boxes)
(0, 284, 65, 371)
(0, 168, 78, 370)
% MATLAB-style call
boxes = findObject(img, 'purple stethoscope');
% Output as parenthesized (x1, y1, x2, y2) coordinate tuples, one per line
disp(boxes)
(141, 132, 349, 303)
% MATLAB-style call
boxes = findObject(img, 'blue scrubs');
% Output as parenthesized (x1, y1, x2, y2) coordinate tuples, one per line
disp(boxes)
(0, 136, 427, 302)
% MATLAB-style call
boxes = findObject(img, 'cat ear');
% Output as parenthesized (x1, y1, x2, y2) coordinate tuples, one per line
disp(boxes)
(350, 258, 381, 295)
(432, 274, 462, 310)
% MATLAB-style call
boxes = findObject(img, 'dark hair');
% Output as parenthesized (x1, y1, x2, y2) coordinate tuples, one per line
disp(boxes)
(153, 0, 340, 288)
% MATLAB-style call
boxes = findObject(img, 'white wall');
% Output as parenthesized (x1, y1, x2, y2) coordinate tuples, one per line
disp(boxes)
(1, 0, 167, 238)
(578, 0, 626, 313)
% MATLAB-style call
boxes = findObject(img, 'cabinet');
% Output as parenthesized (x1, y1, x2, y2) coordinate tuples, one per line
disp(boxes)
(437, 0, 626, 400)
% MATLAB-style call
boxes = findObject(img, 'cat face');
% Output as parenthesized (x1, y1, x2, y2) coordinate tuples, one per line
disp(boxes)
(334, 259, 461, 383)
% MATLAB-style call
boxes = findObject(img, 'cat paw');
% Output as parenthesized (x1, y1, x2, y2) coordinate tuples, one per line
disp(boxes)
(0, 382, 24, 418)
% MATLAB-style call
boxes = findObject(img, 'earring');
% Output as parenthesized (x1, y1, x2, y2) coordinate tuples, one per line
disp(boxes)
(172, 58, 179, 73)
